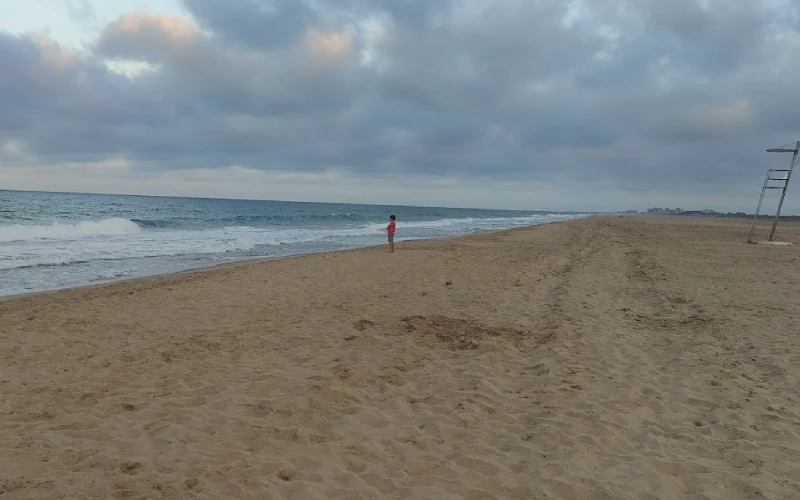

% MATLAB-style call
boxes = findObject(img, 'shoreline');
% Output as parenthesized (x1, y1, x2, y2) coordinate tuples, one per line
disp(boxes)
(0, 242, 384, 304)
(0, 220, 575, 304)
(1, 245, 369, 304)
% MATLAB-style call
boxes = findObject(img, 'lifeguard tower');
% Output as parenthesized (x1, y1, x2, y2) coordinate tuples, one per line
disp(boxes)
(746, 140, 799, 244)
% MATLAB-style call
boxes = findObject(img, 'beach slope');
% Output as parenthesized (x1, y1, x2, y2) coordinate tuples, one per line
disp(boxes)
(1, 217, 799, 499)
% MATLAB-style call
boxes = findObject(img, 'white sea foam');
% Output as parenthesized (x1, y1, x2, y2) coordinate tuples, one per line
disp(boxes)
(0, 227, 267, 270)
(0, 218, 141, 243)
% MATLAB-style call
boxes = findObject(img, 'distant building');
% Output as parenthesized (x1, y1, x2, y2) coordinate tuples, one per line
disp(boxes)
(646, 207, 684, 214)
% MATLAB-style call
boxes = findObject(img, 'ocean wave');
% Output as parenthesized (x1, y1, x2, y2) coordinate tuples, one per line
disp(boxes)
(131, 219, 178, 229)
(131, 213, 366, 228)
(0, 218, 141, 243)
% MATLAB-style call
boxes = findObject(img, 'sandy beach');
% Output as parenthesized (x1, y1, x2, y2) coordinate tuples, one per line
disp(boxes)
(1, 216, 799, 499)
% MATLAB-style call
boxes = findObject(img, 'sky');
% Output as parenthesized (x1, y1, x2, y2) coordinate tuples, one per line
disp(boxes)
(1, 0, 799, 212)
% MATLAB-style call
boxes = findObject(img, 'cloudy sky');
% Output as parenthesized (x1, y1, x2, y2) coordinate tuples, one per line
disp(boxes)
(0, 0, 799, 212)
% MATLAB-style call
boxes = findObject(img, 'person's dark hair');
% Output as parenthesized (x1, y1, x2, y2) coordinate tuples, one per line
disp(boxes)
(390, 215, 396, 220)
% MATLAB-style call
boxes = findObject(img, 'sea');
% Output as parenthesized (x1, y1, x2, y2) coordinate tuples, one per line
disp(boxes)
(0, 191, 588, 297)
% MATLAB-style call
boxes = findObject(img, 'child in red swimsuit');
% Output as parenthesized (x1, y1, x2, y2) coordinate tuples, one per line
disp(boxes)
(387, 215, 396, 253)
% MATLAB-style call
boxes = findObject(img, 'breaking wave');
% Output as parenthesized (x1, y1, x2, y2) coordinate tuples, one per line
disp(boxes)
(0, 218, 141, 243)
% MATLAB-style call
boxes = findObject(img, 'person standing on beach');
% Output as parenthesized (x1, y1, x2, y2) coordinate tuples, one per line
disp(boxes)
(387, 215, 396, 252)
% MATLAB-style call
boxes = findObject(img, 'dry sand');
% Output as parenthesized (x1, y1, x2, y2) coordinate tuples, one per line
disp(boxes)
(1, 217, 800, 499)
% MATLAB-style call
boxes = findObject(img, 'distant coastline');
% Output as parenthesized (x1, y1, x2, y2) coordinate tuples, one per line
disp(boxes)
(617, 209, 800, 221)
(674, 212, 800, 221)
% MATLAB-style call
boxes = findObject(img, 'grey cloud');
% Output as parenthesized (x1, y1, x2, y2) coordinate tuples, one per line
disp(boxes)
(181, 0, 320, 47)
(1, 0, 799, 208)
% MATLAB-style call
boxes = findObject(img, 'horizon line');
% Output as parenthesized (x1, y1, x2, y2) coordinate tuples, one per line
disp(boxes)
(0, 188, 595, 214)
